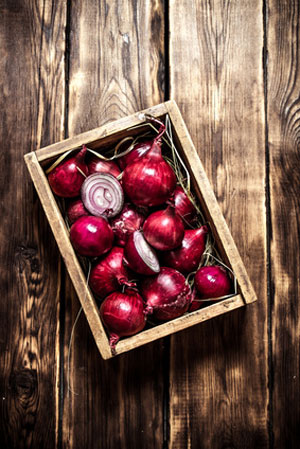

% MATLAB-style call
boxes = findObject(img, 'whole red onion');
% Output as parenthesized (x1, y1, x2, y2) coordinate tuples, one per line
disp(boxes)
(124, 230, 160, 275)
(161, 226, 208, 273)
(70, 215, 113, 257)
(195, 266, 232, 298)
(143, 206, 184, 251)
(141, 267, 191, 321)
(100, 289, 146, 349)
(118, 140, 152, 170)
(48, 146, 88, 197)
(89, 247, 135, 298)
(87, 156, 121, 178)
(122, 129, 176, 207)
(67, 198, 89, 224)
(111, 204, 146, 246)
(173, 186, 197, 226)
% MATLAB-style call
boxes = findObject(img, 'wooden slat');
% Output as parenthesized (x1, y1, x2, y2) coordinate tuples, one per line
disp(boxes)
(169, 1, 268, 448)
(62, 1, 165, 448)
(0, 1, 66, 448)
(267, 1, 300, 446)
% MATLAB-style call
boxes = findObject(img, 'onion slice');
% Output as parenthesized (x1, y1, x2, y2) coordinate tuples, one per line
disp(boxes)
(81, 173, 124, 218)
(124, 230, 160, 275)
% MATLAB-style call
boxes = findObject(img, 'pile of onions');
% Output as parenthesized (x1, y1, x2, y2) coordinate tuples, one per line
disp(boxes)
(100, 289, 146, 349)
(70, 215, 113, 257)
(111, 204, 146, 246)
(162, 226, 208, 273)
(87, 156, 121, 178)
(124, 230, 160, 275)
(81, 173, 124, 218)
(89, 247, 136, 298)
(67, 198, 88, 224)
(173, 186, 197, 226)
(194, 266, 231, 299)
(143, 206, 184, 251)
(142, 267, 191, 321)
(48, 146, 88, 197)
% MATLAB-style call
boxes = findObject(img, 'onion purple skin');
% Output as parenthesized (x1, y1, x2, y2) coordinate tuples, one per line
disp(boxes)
(124, 231, 160, 276)
(118, 140, 152, 170)
(143, 206, 184, 251)
(141, 267, 192, 321)
(87, 156, 121, 178)
(89, 247, 135, 298)
(48, 146, 88, 197)
(173, 186, 197, 226)
(161, 226, 208, 274)
(110, 203, 146, 246)
(194, 266, 232, 299)
(189, 288, 210, 312)
(70, 215, 114, 257)
(100, 289, 146, 349)
(67, 198, 89, 224)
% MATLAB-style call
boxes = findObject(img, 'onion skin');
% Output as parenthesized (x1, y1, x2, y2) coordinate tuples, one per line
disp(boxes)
(48, 146, 88, 197)
(122, 140, 176, 207)
(189, 288, 208, 312)
(161, 226, 208, 274)
(70, 215, 113, 257)
(100, 289, 146, 349)
(118, 140, 152, 170)
(111, 203, 146, 246)
(124, 231, 160, 275)
(87, 156, 121, 178)
(194, 266, 232, 299)
(143, 206, 184, 251)
(173, 186, 197, 226)
(89, 247, 135, 298)
(141, 267, 192, 321)
(67, 198, 89, 224)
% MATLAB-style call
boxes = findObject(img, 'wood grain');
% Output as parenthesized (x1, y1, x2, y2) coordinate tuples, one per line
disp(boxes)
(267, 1, 300, 447)
(169, 1, 268, 447)
(62, 1, 165, 448)
(0, 1, 66, 448)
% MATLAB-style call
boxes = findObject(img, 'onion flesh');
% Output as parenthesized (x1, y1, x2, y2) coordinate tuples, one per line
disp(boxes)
(70, 215, 113, 257)
(124, 230, 160, 275)
(143, 206, 184, 251)
(194, 266, 232, 299)
(111, 203, 146, 246)
(81, 172, 124, 218)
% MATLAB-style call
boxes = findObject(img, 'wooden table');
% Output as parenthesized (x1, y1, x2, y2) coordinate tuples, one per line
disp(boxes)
(1, 1, 299, 448)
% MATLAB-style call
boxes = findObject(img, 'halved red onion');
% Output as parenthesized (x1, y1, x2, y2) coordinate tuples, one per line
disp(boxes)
(81, 173, 124, 218)
(124, 230, 160, 275)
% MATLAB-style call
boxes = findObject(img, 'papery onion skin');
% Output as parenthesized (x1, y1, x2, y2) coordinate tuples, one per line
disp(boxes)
(100, 289, 146, 348)
(87, 156, 121, 178)
(70, 215, 113, 257)
(143, 206, 184, 251)
(48, 146, 88, 197)
(161, 226, 208, 274)
(122, 140, 176, 207)
(81, 172, 124, 218)
(118, 140, 152, 170)
(173, 186, 197, 226)
(67, 198, 89, 224)
(124, 230, 160, 276)
(141, 267, 192, 321)
(194, 266, 232, 299)
(111, 203, 146, 246)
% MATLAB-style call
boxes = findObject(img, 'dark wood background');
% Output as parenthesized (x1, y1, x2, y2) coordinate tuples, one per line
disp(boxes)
(0, 1, 299, 448)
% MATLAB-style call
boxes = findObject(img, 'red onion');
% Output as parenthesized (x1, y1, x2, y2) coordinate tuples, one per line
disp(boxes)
(189, 288, 207, 312)
(70, 215, 113, 257)
(161, 226, 208, 274)
(81, 173, 124, 218)
(48, 146, 88, 197)
(110, 203, 146, 246)
(100, 289, 146, 349)
(143, 206, 184, 251)
(142, 267, 191, 321)
(194, 266, 232, 299)
(173, 186, 197, 226)
(118, 140, 152, 170)
(87, 156, 121, 178)
(122, 125, 176, 206)
(124, 230, 160, 275)
(89, 247, 135, 298)
(67, 198, 88, 224)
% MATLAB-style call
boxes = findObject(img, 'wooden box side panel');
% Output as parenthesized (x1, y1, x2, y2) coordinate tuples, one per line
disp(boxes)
(165, 101, 257, 304)
(24, 152, 112, 359)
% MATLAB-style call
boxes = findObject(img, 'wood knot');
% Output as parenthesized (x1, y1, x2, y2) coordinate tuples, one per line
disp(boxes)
(9, 369, 37, 404)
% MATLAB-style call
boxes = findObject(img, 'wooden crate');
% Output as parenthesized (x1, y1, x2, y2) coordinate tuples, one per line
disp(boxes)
(24, 100, 257, 360)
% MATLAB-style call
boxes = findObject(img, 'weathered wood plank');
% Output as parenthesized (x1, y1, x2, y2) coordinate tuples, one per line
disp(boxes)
(267, 1, 300, 447)
(62, 1, 165, 448)
(0, 1, 66, 448)
(169, 1, 268, 448)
